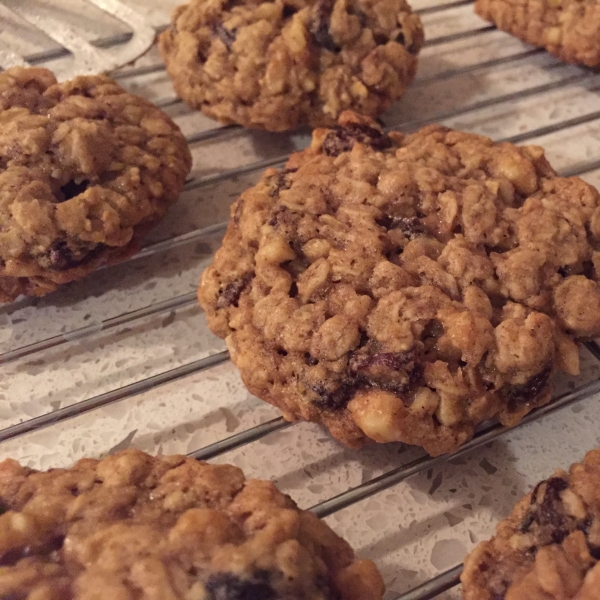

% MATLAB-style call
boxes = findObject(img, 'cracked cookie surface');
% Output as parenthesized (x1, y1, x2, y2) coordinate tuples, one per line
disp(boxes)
(159, 0, 424, 131)
(0, 449, 383, 600)
(198, 111, 600, 456)
(474, 0, 600, 67)
(0, 67, 192, 302)
(462, 447, 600, 599)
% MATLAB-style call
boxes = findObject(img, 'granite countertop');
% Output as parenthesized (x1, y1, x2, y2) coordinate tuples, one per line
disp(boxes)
(1, 1, 600, 597)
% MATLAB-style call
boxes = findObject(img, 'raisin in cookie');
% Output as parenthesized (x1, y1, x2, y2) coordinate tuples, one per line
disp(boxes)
(0, 67, 192, 302)
(462, 447, 600, 599)
(159, 0, 424, 132)
(198, 111, 600, 456)
(0, 449, 383, 600)
(475, 0, 600, 67)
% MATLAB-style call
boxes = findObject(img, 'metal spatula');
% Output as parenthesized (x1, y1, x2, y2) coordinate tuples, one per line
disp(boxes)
(0, 0, 155, 79)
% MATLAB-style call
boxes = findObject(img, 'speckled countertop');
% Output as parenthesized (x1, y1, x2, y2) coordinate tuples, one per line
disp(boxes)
(1, 1, 600, 598)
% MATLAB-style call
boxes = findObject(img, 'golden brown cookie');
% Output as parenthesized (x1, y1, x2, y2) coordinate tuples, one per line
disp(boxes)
(159, 0, 424, 131)
(475, 0, 600, 67)
(462, 447, 600, 600)
(198, 111, 600, 456)
(0, 449, 384, 600)
(0, 67, 192, 302)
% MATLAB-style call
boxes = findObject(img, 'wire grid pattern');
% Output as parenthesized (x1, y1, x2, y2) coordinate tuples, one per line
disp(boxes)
(2, 1, 600, 598)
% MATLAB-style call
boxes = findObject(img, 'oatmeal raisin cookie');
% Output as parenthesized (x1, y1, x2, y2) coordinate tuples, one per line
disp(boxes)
(0, 67, 192, 302)
(462, 447, 600, 600)
(159, 0, 424, 131)
(475, 0, 600, 67)
(198, 111, 600, 456)
(0, 449, 384, 600)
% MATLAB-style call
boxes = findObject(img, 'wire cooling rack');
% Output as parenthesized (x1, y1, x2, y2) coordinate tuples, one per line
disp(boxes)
(2, 1, 600, 598)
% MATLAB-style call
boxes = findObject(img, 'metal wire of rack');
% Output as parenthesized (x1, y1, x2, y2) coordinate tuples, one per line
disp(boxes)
(2, 0, 600, 598)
